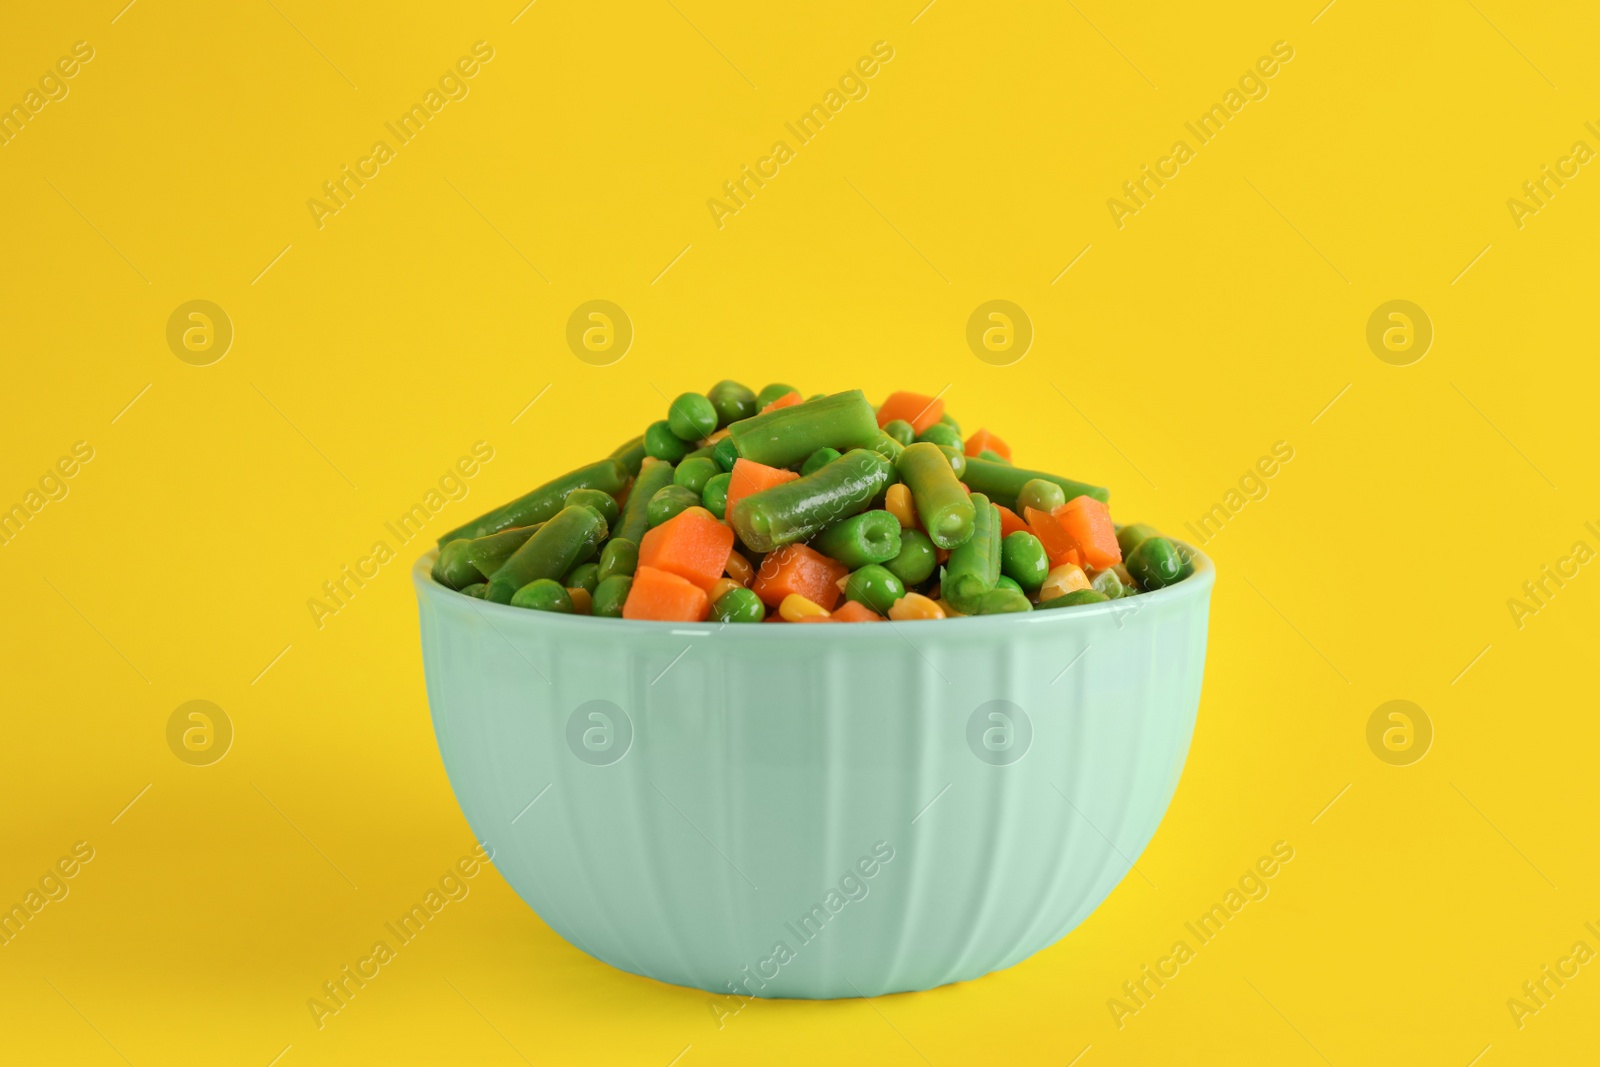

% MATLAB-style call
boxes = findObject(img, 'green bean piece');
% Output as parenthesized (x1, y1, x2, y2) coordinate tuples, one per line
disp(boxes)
(727, 448, 892, 552)
(592, 574, 633, 618)
(564, 562, 600, 595)
(432, 538, 484, 589)
(1000, 531, 1049, 592)
(897, 443, 977, 550)
(436, 459, 627, 547)
(844, 564, 905, 615)
(968, 587, 1033, 614)
(460, 582, 488, 599)
(800, 447, 842, 477)
(726, 389, 881, 469)
(883, 528, 936, 587)
(674, 456, 721, 496)
(1038, 589, 1110, 609)
(683, 445, 717, 462)
(609, 435, 648, 477)
(1116, 523, 1161, 557)
(883, 419, 916, 447)
(937, 445, 967, 480)
(453, 524, 542, 582)
(597, 538, 638, 582)
(711, 586, 765, 623)
(616, 459, 676, 545)
(812, 510, 902, 569)
(942, 494, 1000, 613)
(872, 431, 905, 464)
(915, 423, 963, 450)
(756, 382, 799, 407)
(702, 473, 732, 520)
(1125, 536, 1193, 590)
(668, 392, 718, 442)
(977, 449, 1010, 465)
(960, 457, 1108, 512)
(708, 380, 758, 427)
(564, 488, 619, 526)
(1088, 567, 1125, 599)
(644, 420, 692, 462)
(712, 436, 741, 472)
(648, 484, 700, 527)
(511, 578, 573, 613)
(1017, 478, 1066, 514)
(487, 505, 609, 604)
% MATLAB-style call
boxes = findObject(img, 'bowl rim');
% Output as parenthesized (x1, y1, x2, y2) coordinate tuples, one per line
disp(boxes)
(414, 540, 1214, 638)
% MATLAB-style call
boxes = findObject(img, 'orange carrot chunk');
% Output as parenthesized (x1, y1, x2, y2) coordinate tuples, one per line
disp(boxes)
(622, 565, 711, 622)
(963, 428, 1011, 460)
(638, 508, 736, 591)
(750, 543, 849, 610)
(1024, 506, 1084, 570)
(725, 458, 801, 515)
(1053, 495, 1122, 569)
(876, 391, 945, 434)
(759, 390, 804, 413)
(994, 503, 1030, 539)
(830, 600, 885, 622)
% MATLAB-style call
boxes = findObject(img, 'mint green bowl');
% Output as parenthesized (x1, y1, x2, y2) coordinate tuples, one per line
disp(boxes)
(414, 546, 1213, 999)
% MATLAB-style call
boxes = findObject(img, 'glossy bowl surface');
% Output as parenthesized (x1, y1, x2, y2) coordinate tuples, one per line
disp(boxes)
(415, 547, 1214, 998)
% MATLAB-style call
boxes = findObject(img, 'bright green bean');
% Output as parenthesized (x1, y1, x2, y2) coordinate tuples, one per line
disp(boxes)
(564, 488, 619, 526)
(960, 457, 1108, 512)
(461, 582, 488, 599)
(436, 459, 626, 547)
(943, 494, 1000, 613)
(812, 510, 902, 569)
(968, 587, 1033, 614)
(616, 459, 675, 545)
(1038, 589, 1109, 609)
(937, 445, 967, 480)
(610, 435, 648, 477)
(728, 448, 891, 552)
(432, 538, 484, 589)
(897, 442, 976, 550)
(487, 505, 608, 604)
(727, 390, 881, 469)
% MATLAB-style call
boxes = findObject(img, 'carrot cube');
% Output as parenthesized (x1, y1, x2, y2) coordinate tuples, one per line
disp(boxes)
(750, 543, 849, 610)
(622, 565, 711, 622)
(638, 509, 735, 591)
(876, 391, 945, 434)
(725, 458, 800, 515)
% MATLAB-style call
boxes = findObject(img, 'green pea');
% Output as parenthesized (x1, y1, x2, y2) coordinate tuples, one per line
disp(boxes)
(937, 445, 967, 480)
(711, 586, 765, 623)
(644, 420, 692, 462)
(977, 449, 1010, 465)
(668, 392, 717, 442)
(647, 484, 700, 527)
(1017, 478, 1066, 514)
(916, 423, 963, 450)
(707, 380, 758, 427)
(1116, 523, 1161, 557)
(564, 487, 619, 526)
(1088, 567, 1125, 599)
(969, 587, 1033, 614)
(1038, 589, 1110, 609)
(843, 564, 905, 615)
(756, 382, 799, 407)
(674, 456, 721, 495)
(592, 574, 633, 617)
(1000, 531, 1049, 592)
(883, 528, 937, 587)
(702, 472, 732, 520)
(460, 582, 488, 599)
(564, 562, 600, 595)
(938, 412, 962, 435)
(597, 538, 638, 582)
(995, 575, 1023, 594)
(1125, 536, 1192, 590)
(683, 445, 717, 462)
(801, 447, 841, 477)
(712, 436, 741, 472)
(883, 419, 916, 446)
(511, 579, 573, 612)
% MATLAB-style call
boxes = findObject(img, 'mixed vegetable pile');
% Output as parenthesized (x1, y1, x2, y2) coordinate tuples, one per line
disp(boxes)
(431, 385, 1195, 622)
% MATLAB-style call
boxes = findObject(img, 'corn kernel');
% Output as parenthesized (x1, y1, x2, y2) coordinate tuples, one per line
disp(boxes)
(886, 483, 918, 529)
(779, 594, 830, 622)
(724, 552, 753, 586)
(889, 592, 945, 621)
(567, 587, 593, 615)
(1039, 563, 1090, 601)
(707, 578, 740, 604)
(936, 598, 964, 618)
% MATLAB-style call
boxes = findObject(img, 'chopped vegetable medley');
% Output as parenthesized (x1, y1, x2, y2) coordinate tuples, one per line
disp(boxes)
(432, 384, 1195, 621)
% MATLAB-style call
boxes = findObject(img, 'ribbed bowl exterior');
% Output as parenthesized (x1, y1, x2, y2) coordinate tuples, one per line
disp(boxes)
(415, 548, 1214, 999)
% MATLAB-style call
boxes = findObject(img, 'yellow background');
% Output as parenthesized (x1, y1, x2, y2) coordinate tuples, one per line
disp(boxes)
(3, 0, 1597, 1063)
